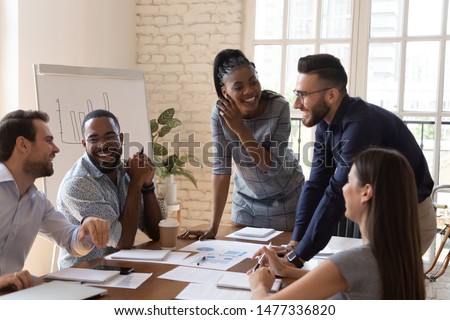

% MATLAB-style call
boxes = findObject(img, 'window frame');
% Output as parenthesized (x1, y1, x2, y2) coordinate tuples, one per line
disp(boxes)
(244, 0, 450, 184)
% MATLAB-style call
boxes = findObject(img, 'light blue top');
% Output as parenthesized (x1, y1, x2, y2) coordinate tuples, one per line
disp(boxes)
(0, 163, 93, 275)
(57, 153, 144, 269)
(211, 92, 304, 230)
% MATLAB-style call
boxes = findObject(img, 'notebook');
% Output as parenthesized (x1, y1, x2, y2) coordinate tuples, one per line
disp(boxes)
(44, 267, 120, 284)
(234, 227, 275, 238)
(0, 280, 107, 300)
(216, 272, 282, 292)
(109, 249, 171, 261)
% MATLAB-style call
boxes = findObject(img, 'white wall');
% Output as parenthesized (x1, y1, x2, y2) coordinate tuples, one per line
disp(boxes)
(1, 0, 246, 275)
(136, 0, 244, 228)
(0, 0, 136, 116)
(0, 0, 19, 113)
(0, 0, 136, 276)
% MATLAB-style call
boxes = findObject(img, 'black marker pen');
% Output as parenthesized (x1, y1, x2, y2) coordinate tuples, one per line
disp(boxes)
(197, 256, 207, 266)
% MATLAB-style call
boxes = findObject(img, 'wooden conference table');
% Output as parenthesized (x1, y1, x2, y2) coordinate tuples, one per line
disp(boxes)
(79, 224, 291, 300)
(1, 225, 361, 299)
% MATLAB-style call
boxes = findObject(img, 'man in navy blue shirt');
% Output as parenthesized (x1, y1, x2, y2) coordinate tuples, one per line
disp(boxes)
(284, 54, 436, 269)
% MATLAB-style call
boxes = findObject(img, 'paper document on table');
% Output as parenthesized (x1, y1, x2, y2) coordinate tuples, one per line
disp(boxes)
(234, 227, 275, 237)
(87, 272, 152, 289)
(327, 236, 362, 251)
(0, 281, 107, 300)
(303, 258, 322, 270)
(160, 267, 282, 300)
(315, 246, 335, 258)
(217, 272, 282, 292)
(105, 251, 190, 265)
(158, 266, 226, 284)
(45, 267, 120, 284)
(176, 283, 252, 300)
(179, 251, 248, 270)
(179, 239, 264, 259)
(108, 249, 171, 261)
(312, 237, 363, 260)
(226, 229, 283, 242)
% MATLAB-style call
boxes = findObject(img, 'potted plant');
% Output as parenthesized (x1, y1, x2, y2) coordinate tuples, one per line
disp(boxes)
(150, 108, 198, 204)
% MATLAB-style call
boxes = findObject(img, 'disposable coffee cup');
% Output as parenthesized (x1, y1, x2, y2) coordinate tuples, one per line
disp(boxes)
(158, 219, 179, 250)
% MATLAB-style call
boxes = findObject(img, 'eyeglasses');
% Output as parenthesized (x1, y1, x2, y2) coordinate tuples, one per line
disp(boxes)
(292, 87, 332, 103)
(86, 133, 120, 145)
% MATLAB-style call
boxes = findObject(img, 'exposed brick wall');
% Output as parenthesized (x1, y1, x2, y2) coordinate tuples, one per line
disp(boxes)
(136, 0, 244, 229)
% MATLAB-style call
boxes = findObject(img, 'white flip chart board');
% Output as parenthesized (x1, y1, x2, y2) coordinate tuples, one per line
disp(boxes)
(34, 64, 151, 204)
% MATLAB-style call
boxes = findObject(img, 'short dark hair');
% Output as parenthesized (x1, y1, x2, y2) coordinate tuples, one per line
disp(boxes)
(297, 54, 348, 92)
(213, 49, 256, 98)
(0, 109, 49, 162)
(81, 109, 120, 136)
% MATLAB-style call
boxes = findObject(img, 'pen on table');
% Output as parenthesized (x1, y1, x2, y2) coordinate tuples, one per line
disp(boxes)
(197, 256, 207, 266)
(252, 242, 272, 272)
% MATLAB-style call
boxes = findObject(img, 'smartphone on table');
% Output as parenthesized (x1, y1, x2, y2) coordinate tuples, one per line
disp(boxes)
(93, 265, 134, 275)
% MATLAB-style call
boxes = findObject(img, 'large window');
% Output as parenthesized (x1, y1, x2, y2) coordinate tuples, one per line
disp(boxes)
(244, 0, 450, 185)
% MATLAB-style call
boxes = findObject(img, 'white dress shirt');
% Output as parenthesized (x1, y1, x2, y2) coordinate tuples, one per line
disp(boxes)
(0, 163, 93, 275)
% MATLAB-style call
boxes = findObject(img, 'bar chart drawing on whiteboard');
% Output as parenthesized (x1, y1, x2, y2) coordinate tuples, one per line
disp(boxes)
(34, 63, 150, 206)
(55, 92, 111, 144)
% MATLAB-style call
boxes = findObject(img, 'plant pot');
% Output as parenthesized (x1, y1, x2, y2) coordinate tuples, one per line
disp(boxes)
(157, 174, 177, 205)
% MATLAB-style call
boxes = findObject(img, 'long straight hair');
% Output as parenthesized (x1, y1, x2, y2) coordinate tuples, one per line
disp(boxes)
(353, 148, 425, 299)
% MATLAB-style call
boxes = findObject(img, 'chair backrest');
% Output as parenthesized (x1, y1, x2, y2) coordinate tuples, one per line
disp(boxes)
(331, 184, 450, 239)
(431, 184, 450, 212)
(333, 215, 361, 238)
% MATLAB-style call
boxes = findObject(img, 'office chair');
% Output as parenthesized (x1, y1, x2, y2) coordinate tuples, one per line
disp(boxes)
(424, 184, 450, 281)
(424, 224, 450, 281)
(333, 215, 361, 239)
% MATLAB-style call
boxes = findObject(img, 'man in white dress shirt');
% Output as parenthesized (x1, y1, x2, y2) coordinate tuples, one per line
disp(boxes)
(0, 109, 110, 292)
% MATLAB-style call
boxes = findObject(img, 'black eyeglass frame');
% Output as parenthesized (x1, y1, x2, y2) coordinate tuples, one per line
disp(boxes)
(292, 87, 332, 102)
(85, 133, 120, 145)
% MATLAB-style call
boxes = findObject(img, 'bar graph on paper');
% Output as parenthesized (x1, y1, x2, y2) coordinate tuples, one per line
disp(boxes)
(178, 240, 267, 271)
(181, 250, 249, 270)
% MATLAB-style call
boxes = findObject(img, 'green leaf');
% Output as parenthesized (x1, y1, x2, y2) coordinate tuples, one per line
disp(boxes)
(151, 108, 198, 188)
(155, 166, 170, 178)
(152, 155, 164, 166)
(175, 157, 186, 167)
(158, 125, 171, 138)
(158, 108, 175, 124)
(157, 120, 182, 138)
(165, 154, 178, 164)
(152, 142, 168, 156)
(166, 119, 182, 129)
(150, 119, 159, 135)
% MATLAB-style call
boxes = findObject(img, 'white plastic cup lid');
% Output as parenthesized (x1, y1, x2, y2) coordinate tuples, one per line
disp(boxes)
(158, 219, 179, 227)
